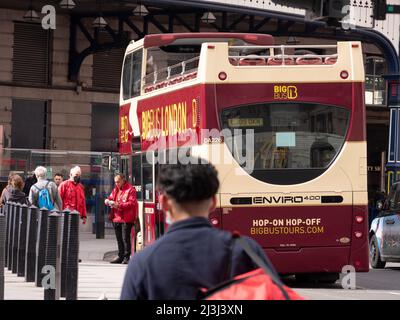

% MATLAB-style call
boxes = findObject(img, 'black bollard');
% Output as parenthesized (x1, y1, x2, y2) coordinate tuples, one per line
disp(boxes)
(25, 206, 39, 282)
(65, 211, 80, 300)
(17, 204, 28, 277)
(11, 203, 21, 274)
(4, 202, 10, 267)
(0, 213, 5, 300)
(7, 202, 15, 270)
(44, 211, 62, 300)
(60, 209, 70, 298)
(35, 207, 49, 287)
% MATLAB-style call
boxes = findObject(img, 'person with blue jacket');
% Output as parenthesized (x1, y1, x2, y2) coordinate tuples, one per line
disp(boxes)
(120, 157, 274, 300)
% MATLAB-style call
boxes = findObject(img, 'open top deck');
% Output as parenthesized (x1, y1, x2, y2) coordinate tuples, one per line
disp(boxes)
(137, 38, 364, 95)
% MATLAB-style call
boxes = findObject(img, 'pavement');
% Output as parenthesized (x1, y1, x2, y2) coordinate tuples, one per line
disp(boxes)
(79, 228, 118, 262)
(3, 228, 129, 300)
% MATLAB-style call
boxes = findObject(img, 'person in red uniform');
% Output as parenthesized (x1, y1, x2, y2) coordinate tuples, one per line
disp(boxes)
(59, 166, 87, 224)
(105, 173, 138, 264)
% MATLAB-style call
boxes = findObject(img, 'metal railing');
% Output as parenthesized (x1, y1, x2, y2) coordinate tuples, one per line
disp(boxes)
(143, 56, 200, 88)
(228, 44, 338, 66)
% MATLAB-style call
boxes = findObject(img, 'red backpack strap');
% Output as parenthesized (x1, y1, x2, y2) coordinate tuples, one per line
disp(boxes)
(232, 233, 291, 300)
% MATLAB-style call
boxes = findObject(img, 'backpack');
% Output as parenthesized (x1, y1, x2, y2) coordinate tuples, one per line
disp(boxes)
(34, 181, 54, 210)
(199, 234, 304, 300)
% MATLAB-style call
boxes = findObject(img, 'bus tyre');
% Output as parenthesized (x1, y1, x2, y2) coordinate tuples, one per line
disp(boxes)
(317, 273, 339, 284)
(370, 235, 386, 269)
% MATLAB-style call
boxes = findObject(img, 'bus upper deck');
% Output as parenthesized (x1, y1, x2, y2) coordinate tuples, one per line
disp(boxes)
(120, 32, 364, 103)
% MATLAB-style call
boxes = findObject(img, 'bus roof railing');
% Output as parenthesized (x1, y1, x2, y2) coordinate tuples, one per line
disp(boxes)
(142, 43, 343, 93)
(228, 44, 338, 66)
(143, 56, 200, 92)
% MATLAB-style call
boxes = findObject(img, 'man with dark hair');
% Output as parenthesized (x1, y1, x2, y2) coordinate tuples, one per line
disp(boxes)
(22, 171, 37, 199)
(106, 173, 138, 264)
(120, 157, 273, 300)
(53, 173, 63, 187)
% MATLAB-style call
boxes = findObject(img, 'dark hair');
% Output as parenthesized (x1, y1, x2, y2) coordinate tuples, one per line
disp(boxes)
(54, 173, 63, 178)
(156, 158, 219, 203)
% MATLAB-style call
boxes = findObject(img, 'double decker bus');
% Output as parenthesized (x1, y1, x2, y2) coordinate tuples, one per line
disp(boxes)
(119, 33, 368, 281)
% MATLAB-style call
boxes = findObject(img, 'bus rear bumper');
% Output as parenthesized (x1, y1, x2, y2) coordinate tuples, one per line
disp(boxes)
(265, 244, 369, 274)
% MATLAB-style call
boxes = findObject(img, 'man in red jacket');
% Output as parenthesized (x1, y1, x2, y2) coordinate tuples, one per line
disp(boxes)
(58, 166, 87, 224)
(105, 173, 138, 264)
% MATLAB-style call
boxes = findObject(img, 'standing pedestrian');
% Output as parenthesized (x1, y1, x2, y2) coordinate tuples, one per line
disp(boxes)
(5, 174, 28, 205)
(105, 173, 138, 264)
(28, 166, 62, 210)
(23, 171, 37, 197)
(58, 166, 87, 224)
(121, 157, 275, 300)
(53, 173, 63, 187)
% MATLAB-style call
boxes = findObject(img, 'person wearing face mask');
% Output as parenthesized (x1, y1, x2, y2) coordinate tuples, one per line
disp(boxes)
(58, 166, 87, 224)
(105, 173, 138, 264)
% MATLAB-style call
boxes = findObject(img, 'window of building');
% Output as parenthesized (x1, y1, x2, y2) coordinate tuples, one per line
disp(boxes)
(91, 103, 119, 152)
(11, 99, 49, 149)
(13, 22, 52, 85)
(92, 31, 127, 90)
(365, 56, 387, 106)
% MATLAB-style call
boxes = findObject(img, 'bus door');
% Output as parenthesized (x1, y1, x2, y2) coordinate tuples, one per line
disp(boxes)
(131, 153, 143, 252)
(142, 152, 164, 246)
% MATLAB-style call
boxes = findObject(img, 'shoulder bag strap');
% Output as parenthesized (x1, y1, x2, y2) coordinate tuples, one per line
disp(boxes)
(234, 234, 290, 300)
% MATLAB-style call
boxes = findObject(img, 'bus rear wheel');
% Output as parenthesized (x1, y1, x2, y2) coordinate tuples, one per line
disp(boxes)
(295, 273, 339, 284)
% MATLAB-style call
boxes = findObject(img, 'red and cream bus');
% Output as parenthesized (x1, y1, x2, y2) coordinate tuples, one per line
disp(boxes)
(119, 33, 368, 281)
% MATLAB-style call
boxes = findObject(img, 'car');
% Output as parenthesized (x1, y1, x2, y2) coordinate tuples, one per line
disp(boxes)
(369, 183, 400, 268)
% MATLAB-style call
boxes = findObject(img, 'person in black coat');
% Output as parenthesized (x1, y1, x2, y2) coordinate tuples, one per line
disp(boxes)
(23, 171, 37, 198)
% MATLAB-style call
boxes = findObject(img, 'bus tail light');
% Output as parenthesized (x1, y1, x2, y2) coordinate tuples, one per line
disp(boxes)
(355, 215, 364, 223)
(354, 231, 363, 238)
(218, 72, 227, 81)
(340, 70, 349, 79)
(210, 217, 219, 226)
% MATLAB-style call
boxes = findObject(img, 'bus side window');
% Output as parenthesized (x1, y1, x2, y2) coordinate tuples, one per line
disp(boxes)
(121, 156, 130, 177)
(143, 166, 153, 202)
(132, 154, 142, 200)
(122, 54, 132, 100)
(142, 152, 153, 202)
(131, 50, 143, 97)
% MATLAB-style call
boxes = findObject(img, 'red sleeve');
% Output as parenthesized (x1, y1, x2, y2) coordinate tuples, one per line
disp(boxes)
(58, 181, 66, 204)
(79, 185, 87, 218)
(118, 187, 137, 211)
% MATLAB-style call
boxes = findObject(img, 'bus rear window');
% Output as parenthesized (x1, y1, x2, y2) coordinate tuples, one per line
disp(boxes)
(220, 103, 350, 185)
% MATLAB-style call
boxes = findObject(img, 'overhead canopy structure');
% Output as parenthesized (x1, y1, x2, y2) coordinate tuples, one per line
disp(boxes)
(2, 0, 398, 79)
